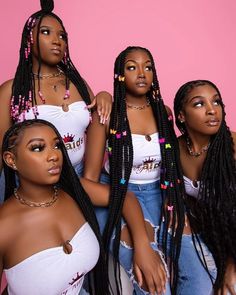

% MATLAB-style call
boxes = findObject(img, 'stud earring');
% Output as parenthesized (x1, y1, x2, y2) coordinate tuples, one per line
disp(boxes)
(12, 163, 17, 170)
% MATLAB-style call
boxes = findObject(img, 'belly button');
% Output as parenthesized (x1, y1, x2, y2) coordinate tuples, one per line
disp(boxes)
(63, 240, 73, 254)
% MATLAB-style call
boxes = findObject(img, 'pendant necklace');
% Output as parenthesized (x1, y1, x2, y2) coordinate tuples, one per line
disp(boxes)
(186, 136, 210, 157)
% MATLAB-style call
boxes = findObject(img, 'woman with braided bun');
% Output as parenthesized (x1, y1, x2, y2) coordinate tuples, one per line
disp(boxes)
(84, 46, 188, 295)
(174, 80, 236, 295)
(0, 3, 175, 294)
(0, 0, 112, 198)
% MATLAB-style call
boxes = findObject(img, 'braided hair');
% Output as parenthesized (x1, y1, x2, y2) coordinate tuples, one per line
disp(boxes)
(11, 0, 91, 122)
(174, 80, 236, 290)
(103, 46, 186, 294)
(2, 119, 109, 295)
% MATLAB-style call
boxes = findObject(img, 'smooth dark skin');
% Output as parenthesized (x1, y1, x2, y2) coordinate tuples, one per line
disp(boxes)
(177, 84, 236, 295)
(84, 49, 170, 294)
(0, 125, 154, 294)
(0, 15, 112, 173)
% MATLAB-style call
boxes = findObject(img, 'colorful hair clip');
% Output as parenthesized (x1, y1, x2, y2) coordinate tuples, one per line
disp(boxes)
(165, 143, 171, 149)
(167, 205, 174, 211)
(118, 75, 125, 82)
(120, 178, 126, 185)
(159, 138, 165, 144)
(116, 133, 121, 139)
(164, 181, 169, 186)
(122, 131, 127, 136)
(170, 182, 174, 188)
(161, 184, 167, 190)
(110, 129, 117, 134)
(168, 115, 173, 121)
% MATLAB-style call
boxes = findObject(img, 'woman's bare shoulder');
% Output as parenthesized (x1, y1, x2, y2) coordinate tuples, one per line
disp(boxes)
(0, 79, 13, 100)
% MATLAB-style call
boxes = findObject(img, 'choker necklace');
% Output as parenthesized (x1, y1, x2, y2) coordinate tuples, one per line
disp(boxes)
(186, 136, 210, 157)
(126, 99, 150, 110)
(33, 68, 63, 79)
(14, 186, 59, 208)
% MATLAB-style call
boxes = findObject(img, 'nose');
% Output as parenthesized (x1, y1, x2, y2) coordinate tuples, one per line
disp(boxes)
(206, 103, 216, 115)
(138, 66, 145, 78)
(47, 148, 59, 162)
(52, 33, 61, 45)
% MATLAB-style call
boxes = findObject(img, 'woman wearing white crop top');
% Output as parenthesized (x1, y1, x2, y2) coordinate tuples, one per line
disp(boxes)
(0, 3, 173, 294)
(0, 119, 105, 295)
(84, 47, 189, 294)
(0, 0, 112, 200)
(174, 80, 236, 294)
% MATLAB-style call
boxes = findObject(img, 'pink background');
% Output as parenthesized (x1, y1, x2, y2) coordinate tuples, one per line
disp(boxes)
(0, 0, 235, 132)
(0, 1, 235, 290)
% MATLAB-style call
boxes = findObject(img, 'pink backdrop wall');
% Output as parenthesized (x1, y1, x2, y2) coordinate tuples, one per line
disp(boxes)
(0, 0, 235, 130)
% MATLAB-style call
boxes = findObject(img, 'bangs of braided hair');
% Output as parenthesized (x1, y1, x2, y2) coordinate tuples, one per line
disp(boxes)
(174, 80, 236, 290)
(11, 0, 91, 122)
(2, 118, 109, 295)
(103, 46, 185, 294)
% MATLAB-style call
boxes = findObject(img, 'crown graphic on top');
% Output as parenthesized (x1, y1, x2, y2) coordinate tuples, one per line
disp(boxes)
(63, 133, 75, 143)
(143, 156, 156, 164)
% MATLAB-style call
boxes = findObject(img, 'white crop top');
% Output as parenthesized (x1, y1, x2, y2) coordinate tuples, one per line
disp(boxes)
(183, 176, 200, 198)
(4, 222, 99, 295)
(18, 101, 90, 166)
(105, 133, 161, 184)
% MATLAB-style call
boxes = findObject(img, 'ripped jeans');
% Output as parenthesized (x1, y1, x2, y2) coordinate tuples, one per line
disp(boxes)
(97, 173, 219, 295)
(96, 174, 171, 295)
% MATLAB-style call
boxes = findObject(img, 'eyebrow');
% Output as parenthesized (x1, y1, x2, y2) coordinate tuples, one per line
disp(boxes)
(27, 137, 59, 145)
(189, 93, 219, 102)
(125, 59, 151, 64)
(39, 25, 65, 33)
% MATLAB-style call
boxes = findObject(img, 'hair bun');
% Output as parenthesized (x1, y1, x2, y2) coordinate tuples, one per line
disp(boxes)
(40, 0, 54, 13)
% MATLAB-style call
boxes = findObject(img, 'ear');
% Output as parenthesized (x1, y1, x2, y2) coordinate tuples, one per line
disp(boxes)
(178, 111, 185, 124)
(3, 151, 17, 170)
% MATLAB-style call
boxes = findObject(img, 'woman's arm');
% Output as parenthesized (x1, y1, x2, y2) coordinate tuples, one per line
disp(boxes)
(84, 110, 108, 182)
(80, 178, 167, 294)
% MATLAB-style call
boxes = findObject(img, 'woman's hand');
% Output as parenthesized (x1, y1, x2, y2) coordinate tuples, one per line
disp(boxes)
(133, 242, 167, 295)
(217, 259, 236, 295)
(87, 91, 112, 124)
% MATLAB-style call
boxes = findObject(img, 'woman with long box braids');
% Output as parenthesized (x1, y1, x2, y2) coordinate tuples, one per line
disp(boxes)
(174, 80, 236, 295)
(84, 46, 188, 294)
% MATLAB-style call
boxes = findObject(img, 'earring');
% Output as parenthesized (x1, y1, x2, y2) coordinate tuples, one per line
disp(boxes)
(12, 163, 17, 170)
(179, 119, 184, 123)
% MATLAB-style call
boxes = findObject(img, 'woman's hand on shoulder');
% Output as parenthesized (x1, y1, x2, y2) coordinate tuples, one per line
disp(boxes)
(165, 105, 174, 124)
(87, 91, 112, 124)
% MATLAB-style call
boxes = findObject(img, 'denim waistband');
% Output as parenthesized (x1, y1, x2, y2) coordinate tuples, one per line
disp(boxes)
(127, 180, 160, 191)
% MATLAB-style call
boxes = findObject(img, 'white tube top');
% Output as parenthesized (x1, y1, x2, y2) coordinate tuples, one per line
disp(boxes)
(4, 223, 99, 295)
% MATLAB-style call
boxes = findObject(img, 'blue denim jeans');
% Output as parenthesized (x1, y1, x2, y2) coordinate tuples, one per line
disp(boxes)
(96, 174, 171, 295)
(175, 234, 217, 295)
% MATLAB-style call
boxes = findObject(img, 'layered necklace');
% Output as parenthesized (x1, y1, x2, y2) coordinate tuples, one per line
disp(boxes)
(126, 98, 150, 110)
(33, 68, 63, 79)
(33, 67, 70, 105)
(186, 136, 210, 157)
(14, 186, 59, 208)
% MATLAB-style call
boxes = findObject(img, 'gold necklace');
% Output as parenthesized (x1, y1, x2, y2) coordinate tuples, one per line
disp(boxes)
(33, 68, 63, 79)
(14, 186, 59, 208)
(126, 99, 150, 110)
(186, 136, 210, 157)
